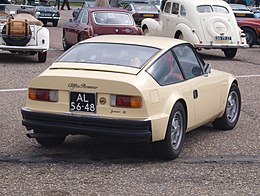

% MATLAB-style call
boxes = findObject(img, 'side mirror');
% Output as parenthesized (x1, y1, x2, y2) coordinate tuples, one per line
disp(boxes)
(204, 63, 212, 74)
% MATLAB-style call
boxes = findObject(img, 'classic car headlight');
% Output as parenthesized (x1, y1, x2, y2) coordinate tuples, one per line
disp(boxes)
(110, 95, 142, 108)
(28, 88, 58, 102)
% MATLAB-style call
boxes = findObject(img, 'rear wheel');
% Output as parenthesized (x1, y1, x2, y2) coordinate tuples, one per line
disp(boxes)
(223, 48, 237, 59)
(53, 20, 58, 27)
(38, 51, 47, 62)
(176, 32, 184, 40)
(34, 130, 66, 147)
(242, 27, 256, 47)
(143, 27, 150, 36)
(213, 83, 241, 130)
(157, 102, 186, 160)
(62, 33, 70, 51)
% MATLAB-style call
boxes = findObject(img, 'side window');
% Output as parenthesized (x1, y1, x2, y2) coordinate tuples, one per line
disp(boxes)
(180, 5, 186, 16)
(147, 50, 184, 86)
(75, 9, 84, 22)
(173, 44, 203, 79)
(81, 10, 88, 23)
(171, 3, 179, 14)
(164, 2, 171, 13)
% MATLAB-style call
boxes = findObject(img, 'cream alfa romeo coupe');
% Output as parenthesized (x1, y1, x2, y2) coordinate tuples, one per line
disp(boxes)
(21, 35, 241, 160)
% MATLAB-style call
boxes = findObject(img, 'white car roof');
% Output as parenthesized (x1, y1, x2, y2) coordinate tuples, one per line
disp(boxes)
(82, 35, 188, 50)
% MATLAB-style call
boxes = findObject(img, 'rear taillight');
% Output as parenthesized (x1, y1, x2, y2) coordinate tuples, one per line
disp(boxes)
(110, 95, 142, 108)
(28, 88, 58, 102)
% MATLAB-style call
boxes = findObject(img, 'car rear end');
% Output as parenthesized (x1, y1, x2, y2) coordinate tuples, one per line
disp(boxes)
(132, 3, 159, 26)
(190, 1, 248, 49)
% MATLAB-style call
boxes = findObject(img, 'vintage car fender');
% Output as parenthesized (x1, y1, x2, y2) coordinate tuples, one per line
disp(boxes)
(174, 23, 200, 45)
(36, 27, 50, 50)
(141, 18, 160, 36)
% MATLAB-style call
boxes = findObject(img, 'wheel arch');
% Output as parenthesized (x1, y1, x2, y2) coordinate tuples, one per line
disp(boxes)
(174, 23, 200, 44)
(141, 18, 159, 36)
(152, 97, 188, 142)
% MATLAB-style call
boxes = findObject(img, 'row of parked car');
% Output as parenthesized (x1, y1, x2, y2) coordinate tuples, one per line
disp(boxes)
(0, 0, 259, 63)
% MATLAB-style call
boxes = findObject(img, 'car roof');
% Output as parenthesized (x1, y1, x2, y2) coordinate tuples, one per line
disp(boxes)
(81, 35, 187, 50)
(86, 7, 129, 12)
(171, 0, 229, 7)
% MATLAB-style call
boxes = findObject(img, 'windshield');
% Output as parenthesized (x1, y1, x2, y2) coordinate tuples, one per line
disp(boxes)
(58, 43, 159, 68)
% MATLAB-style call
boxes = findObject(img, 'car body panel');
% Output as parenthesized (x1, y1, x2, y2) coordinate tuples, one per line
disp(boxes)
(141, 0, 248, 51)
(22, 35, 238, 142)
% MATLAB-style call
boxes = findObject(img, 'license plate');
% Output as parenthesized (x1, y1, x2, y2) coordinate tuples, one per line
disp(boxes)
(215, 36, 231, 41)
(236, 13, 246, 17)
(43, 13, 52, 16)
(70, 92, 96, 113)
(143, 14, 154, 17)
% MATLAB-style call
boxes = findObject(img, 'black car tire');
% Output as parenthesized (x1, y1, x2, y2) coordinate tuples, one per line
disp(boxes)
(2, 25, 31, 46)
(213, 83, 241, 130)
(242, 27, 256, 47)
(157, 102, 186, 160)
(34, 130, 66, 147)
(223, 48, 237, 59)
(53, 20, 58, 27)
(62, 33, 71, 51)
(38, 51, 47, 62)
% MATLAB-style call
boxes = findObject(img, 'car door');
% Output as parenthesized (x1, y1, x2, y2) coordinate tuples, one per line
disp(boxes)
(165, 2, 179, 37)
(172, 44, 222, 126)
(68, 9, 86, 44)
(160, 1, 172, 36)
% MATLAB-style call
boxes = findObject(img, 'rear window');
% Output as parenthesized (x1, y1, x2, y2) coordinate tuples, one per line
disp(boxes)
(133, 3, 158, 12)
(93, 11, 134, 25)
(197, 5, 229, 14)
(58, 43, 159, 68)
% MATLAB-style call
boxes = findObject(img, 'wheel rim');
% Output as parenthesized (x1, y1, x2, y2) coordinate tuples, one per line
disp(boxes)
(62, 36, 67, 49)
(245, 31, 253, 44)
(170, 111, 183, 150)
(178, 33, 183, 40)
(143, 28, 149, 36)
(226, 91, 239, 123)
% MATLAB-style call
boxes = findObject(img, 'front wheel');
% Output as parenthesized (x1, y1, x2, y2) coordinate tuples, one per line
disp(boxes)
(53, 20, 58, 27)
(38, 51, 47, 62)
(213, 83, 241, 130)
(157, 102, 186, 160)
(62, 33, 71, 51)
(223, 48, 237, 59)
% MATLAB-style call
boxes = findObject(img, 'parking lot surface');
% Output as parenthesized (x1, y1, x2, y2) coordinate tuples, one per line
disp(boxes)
(0, 8, 259, 195)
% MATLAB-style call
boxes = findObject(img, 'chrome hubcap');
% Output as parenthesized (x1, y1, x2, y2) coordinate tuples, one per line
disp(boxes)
(170, 111, 183, 150)
(226, 91, 239, 123)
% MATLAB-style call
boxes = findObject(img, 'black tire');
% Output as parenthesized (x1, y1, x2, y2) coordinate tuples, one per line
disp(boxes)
(176, 32, 184, 40)
(43, 21, 47, 26)
(53, 20, 58, 27)
(213, 83, 241, 130)
(78, 33, 84, 42)
(2, 25, 31, 46)
(223, 48, 237, 59)
(143, 27, 149, 36)
(38, 51, 47, 62)
(62, 32, 70, 51)
(35, 132, 66, 147)
(242, 27, 256, 47)
(157, 102, 186, 160)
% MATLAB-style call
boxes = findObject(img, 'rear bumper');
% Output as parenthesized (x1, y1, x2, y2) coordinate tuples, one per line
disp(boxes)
(21, 108, 152, 142)
(0, 45, 48, 52)
(194, 43, 249, 49)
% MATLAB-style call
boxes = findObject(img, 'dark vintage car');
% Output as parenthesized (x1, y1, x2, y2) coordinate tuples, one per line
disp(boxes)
(32, 4, 60, 26)
(62, 7, 143, 50)
(17, 0, 60, 26)
(237, 18, 260, 47)
(122, 2, 159, 26)
(229, 4, 254, 18)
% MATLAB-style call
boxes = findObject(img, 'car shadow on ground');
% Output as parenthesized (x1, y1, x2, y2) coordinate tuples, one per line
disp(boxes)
(0, 53, 41, 63)
(16, 124, 223, 164)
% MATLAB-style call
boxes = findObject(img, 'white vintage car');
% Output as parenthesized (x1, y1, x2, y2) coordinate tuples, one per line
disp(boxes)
(0, 4, 49, 62)
(21, 35, 241, 160)
(141, 0, 248, 58)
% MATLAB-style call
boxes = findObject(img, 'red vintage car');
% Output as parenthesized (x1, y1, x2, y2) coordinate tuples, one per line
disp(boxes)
(237, 18, 260, 47)
(62, 7, 143, 50)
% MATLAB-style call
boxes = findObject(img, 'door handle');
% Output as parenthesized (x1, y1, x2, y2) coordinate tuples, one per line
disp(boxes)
(193, 90, 198, 99)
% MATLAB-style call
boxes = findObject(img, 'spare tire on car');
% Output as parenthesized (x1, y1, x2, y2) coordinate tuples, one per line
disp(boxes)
(2, 18, 32, 46)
